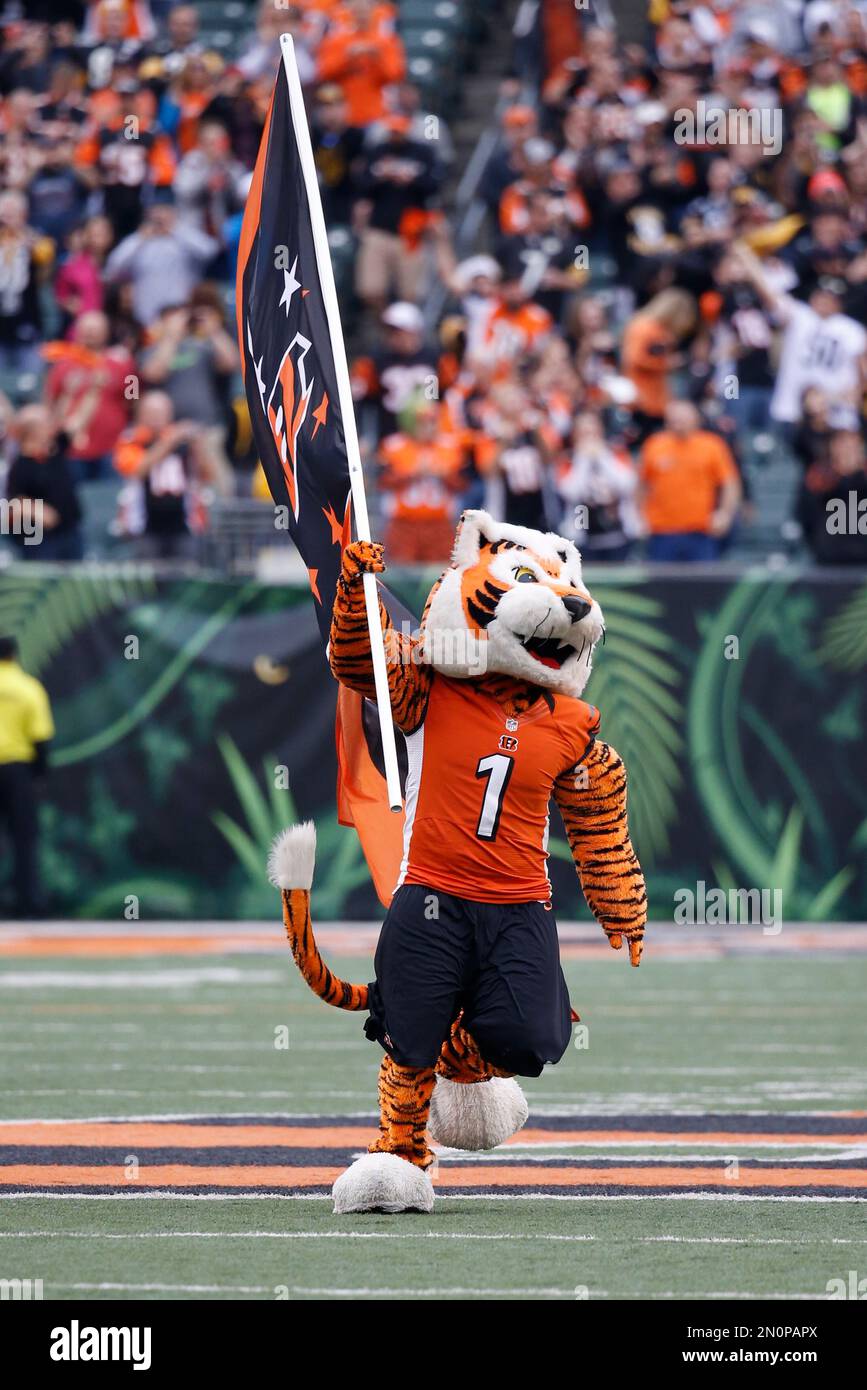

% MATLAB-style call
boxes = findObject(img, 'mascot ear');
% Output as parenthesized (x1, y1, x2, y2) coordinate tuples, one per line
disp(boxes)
(451, 509, 497, 568)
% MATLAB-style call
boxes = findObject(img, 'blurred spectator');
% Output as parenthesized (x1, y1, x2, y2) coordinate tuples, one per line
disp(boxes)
(639, 400, 742, 561)
(317, 0, 405, 127)
(104, 195, 219, 324)
(354, 113, 443, 310)
(499, 190, 587, 324)
(0, 22, 54, 94)
(798, 429, 867, 564)
(43, 310, 136, 481)
(174, 120, 248, 236)
(143, 4, 204, 77)
(791, 387, 835, 470)
(711, 248, 776, 449)
(434, 248, 503, 359)
(352, 302, 439, 439)
(5, 403, 84, 561)
(54, 215, 115, 328)
(378, 395, 466, 563)
(369, 82, 455, 170)
(479, 105, 539, 214)
(27, 136, 90, 244)
(558, 411, 639, 562)
(482, 380, 557, 532)
(621, 290, 697, 446)
(0, 189, 53, 377)
(237, 2, 314, 85)
(76, 89, 176, 240)
(140, 288, 239, 493)
(474, 276, 553, 374)
(499, 137, 590, 240)
(157, 52, 223, 155)
(113, 389, 215, 559)
(734, 246, 867, 432)
(310, 85, 365, 226)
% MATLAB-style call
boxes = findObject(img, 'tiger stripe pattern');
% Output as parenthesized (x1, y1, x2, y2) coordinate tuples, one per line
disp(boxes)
(369, 1055, 437, 1169)
(436, 1017, 514, 1084)
(281, 887, 369, 1011)
(331, 539, 432, 734)
(553, 742, 647, 963)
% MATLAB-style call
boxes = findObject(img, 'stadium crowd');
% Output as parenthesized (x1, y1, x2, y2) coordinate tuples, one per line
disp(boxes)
(0, 0, 866, 565)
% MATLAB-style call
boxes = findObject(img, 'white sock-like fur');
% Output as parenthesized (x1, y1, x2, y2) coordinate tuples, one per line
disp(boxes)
(267, 821, 316, 890)
(332, 1153, 435, 1214)
(428, 1075, 529, 1150)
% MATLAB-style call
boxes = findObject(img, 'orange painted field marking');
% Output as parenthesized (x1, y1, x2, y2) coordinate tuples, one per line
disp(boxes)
(2, 1164, 865, 1190)
(0, 1123, 377, 1148)
(1, 1122, 864, 1149)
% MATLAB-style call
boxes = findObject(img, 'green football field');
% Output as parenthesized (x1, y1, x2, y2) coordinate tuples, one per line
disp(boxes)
(1, 930, 865, 1300)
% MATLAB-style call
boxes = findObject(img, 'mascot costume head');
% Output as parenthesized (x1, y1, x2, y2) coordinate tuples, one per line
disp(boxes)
(419, 510, 605, 696)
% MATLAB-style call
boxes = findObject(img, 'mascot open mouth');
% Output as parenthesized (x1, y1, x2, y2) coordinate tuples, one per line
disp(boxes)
(520, 635, 575, 670)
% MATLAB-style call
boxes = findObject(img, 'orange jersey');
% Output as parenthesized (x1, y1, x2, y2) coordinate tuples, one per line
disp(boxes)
(480, 300, 553, 368)
(399, 674, 600, 902)
(379, 432, 465, 521)
(316, 12, 405, 126)
(621, 314, 674, 417)
(640, 429, 738, 535)
(499, 181, 590, 236)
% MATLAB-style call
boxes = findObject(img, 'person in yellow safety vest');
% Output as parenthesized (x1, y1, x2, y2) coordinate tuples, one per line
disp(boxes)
(0, 636, 54, 919)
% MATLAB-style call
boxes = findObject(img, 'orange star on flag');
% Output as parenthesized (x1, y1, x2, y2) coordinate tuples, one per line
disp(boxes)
(322, 503, 344, 545)
(311, 392, 329, 439)
(308, 567, 321, 603)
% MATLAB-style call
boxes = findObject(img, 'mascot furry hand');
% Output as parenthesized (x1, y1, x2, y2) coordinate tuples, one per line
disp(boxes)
(269, 510, 647, 1214)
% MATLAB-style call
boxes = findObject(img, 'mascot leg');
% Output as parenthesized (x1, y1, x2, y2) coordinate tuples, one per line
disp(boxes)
(428, 1019, 529, 1151)
(269, 823, 434, 1214)
(333, 1055, 436, 1215)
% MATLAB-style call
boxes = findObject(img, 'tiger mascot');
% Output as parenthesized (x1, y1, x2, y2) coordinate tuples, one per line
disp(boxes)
(268, 509, 647, 1213)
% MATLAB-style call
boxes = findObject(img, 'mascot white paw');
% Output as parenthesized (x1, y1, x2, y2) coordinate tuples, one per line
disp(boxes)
(427, 1075, 529, 1151)
(332, 1152, 435, 1214)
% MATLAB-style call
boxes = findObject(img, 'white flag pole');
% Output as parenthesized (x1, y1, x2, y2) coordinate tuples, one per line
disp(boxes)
(279, 34, 402, 813)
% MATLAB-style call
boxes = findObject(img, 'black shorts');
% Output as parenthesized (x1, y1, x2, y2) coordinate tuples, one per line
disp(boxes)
(364, 883, 572, 1076)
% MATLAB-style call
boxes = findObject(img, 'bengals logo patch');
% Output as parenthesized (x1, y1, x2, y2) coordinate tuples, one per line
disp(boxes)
(499, 735, 519, 751)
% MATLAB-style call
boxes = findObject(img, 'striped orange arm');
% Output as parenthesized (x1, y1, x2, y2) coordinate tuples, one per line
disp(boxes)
(329, 540, 432, 735)
(553, 742, 647, 965)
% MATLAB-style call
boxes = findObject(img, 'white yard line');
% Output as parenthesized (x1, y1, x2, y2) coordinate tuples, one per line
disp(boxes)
(47, 1282, 597, 1298)
(1, 1190, 864, 1202)
(4, 1231, 866, 1244)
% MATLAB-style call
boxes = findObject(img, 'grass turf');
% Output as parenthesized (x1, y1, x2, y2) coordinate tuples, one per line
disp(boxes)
(1, 946, 865, 1299)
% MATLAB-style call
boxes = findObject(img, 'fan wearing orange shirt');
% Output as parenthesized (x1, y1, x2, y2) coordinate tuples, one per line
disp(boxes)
(378, 397, 467, 561)
(476, 278, 553, 375)
(639, 399, 742, 561)
(317, 0, 406, 126)
(621, 288, 697, 445)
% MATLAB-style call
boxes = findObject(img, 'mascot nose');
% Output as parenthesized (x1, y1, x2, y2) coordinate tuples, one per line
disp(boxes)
(563, 595, 591, 623)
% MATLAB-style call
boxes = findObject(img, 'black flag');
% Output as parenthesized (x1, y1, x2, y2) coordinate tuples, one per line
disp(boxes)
(236, 39, 407, 885)
(236, 52, 351, 640)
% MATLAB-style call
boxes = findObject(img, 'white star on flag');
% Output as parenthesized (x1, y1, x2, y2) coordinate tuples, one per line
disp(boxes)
(279, 255, 301, 316)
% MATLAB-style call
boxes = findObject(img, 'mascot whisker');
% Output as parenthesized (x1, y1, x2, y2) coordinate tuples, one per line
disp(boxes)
(270, 510, 647, 1213)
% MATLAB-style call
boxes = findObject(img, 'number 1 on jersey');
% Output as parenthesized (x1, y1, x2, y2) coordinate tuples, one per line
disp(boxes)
(475, 753, 514, 840)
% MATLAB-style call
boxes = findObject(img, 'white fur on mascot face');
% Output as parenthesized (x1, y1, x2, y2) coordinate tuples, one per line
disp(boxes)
(420, 511, 605, 698)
